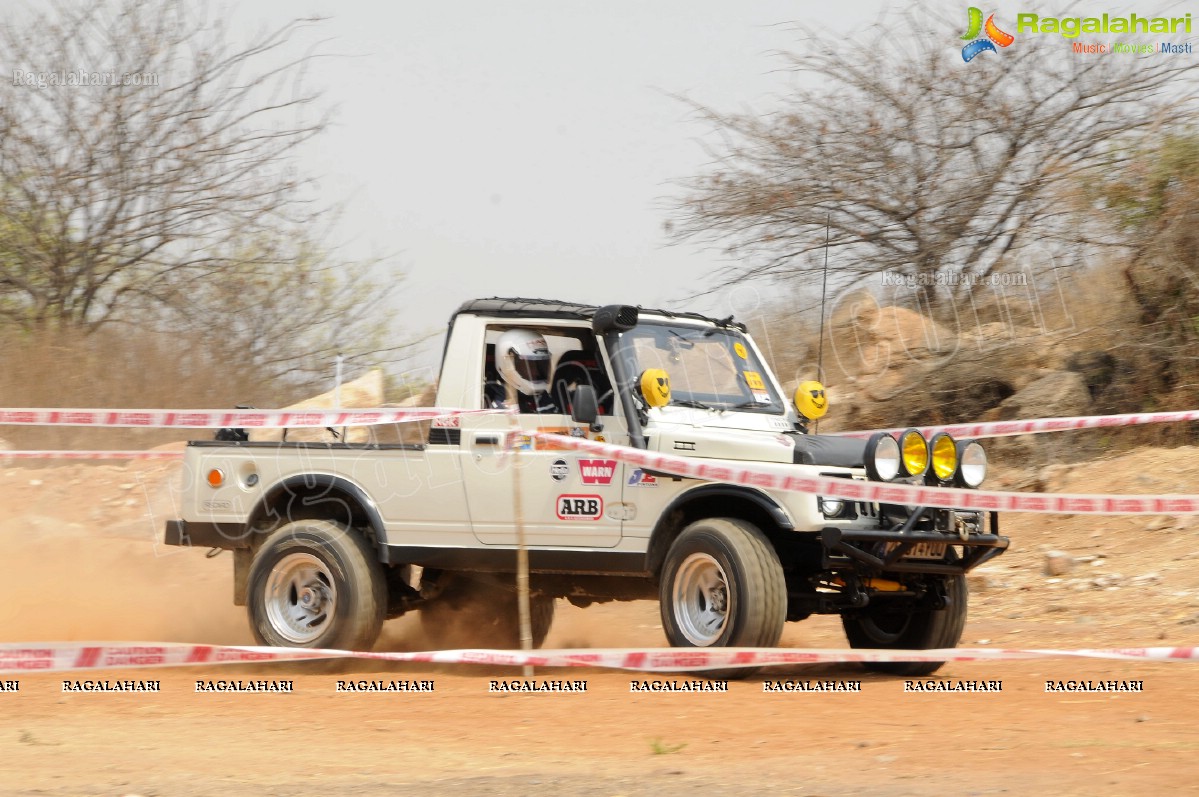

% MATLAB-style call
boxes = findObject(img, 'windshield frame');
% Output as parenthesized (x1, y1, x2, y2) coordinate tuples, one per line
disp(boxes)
(614, 320, 786, 415)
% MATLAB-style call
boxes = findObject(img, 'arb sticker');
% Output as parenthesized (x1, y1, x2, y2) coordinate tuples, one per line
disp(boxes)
(578, 458, 617, 485)
(556, 495, 603, 521)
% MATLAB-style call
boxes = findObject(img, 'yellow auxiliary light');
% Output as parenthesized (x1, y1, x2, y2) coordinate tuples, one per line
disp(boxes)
(899, 428, 929, 477)
(639, 368, 671, 408)
(929, 433, 958, 481)
(794, 380, 828, 420)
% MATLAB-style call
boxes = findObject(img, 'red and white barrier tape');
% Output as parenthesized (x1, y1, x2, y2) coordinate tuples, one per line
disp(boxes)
(2, 404, 1194, 438)
(5, 430, 1199, 515)
(1, 450, 184, 460)
(0, 407, 494, 429)
(0, 642, 1194, 675)
(530, 432, 1199, 515)
(836, 408, 1199, 440)
(5, 405, 1199, 514)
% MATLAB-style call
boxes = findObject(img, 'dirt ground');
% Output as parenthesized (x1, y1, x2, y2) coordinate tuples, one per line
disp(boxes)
(2, 446, 1199, 795)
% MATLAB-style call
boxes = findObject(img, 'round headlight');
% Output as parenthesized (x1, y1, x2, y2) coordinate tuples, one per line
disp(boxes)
(929, 432, 958, 481)
(864, 432, 901, 482)
(955, 440, 987, 488)
(899, 428, 929, 477)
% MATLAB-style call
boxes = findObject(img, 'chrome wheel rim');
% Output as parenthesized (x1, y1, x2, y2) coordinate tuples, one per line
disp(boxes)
(671, 552, 730, 646)
(264, 552, 337, 644)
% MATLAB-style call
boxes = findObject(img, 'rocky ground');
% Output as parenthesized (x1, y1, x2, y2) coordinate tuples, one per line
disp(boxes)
(2, 442, 1198, 795)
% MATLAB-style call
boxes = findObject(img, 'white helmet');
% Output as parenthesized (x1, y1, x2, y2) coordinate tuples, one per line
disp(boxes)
(496, 329, 550, 396)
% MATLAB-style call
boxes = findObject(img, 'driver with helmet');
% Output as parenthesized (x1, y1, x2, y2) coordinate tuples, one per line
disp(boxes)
(486, 329, 560, 414)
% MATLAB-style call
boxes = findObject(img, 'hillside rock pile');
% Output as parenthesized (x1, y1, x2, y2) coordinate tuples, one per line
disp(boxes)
(805, 302, 1122, 462)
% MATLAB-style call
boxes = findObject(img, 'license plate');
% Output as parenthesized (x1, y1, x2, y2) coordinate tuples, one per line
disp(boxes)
(906, 542, 947, 560)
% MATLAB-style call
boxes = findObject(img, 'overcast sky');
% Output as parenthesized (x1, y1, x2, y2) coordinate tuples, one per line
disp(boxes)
(223, 0, 900, 378)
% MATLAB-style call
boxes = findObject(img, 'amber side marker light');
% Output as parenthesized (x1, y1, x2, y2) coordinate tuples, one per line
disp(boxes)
(206, 468, 225, 488)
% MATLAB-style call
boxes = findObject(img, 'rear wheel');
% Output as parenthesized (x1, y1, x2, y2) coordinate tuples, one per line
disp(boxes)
(659, 518, 786, 678)
(246, 520, 386, 651)
(841, 574, 968, 676)
(421, 575, 555, 649)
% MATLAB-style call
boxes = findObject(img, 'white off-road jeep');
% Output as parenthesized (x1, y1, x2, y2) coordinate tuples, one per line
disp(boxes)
(164, 298, 1008, 676)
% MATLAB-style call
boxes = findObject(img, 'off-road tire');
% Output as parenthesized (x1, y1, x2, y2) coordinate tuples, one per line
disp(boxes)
(659, 517, 787, 679)
(841, 574, 968, 676)
(246, 519, 387, 652)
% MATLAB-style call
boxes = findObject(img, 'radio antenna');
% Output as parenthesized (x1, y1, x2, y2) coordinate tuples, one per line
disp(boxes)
(814, 213, 831, 433)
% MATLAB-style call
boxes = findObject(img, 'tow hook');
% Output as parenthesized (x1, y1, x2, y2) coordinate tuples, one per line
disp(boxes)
(830, 575, 871, 608)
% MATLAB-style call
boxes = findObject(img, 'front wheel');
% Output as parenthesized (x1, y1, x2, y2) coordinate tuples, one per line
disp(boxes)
(841, 574, 968, 676)
(659, 518, 786, 678)
(246, 520, 387, 651)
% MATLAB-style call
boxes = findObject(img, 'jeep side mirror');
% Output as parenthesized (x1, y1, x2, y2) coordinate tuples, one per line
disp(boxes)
(571, 384, 601, 431)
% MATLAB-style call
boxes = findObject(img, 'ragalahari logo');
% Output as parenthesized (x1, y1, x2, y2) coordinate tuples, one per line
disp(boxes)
(961, 7, 1015, 61)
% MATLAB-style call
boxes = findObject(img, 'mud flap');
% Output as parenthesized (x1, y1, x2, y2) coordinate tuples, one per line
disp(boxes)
(233, 548, 252, 606)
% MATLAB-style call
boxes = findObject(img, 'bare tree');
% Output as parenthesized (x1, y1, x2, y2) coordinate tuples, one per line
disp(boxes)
(1067, 131, 1199, 405)
(0, 0, 417, 391)
(671, 9, 1199, 308)
(0, 0, 330, 328)
(158, 225, 424, 392)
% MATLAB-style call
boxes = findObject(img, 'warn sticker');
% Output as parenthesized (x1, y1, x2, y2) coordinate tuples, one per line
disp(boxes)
(578, 458, 617, 485)
(556, 495, 603, 521)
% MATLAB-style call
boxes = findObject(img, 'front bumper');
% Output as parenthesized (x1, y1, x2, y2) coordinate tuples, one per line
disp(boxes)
(821, 510, 1008, 575)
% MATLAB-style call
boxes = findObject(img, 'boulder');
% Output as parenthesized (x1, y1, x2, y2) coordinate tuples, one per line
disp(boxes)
(830, 303, 956, 376)
(370, 382, 439, 445)
(250, 369, 384, 444)
(994, 370, 1091, 421)
(1044, 550, 1076, 576)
